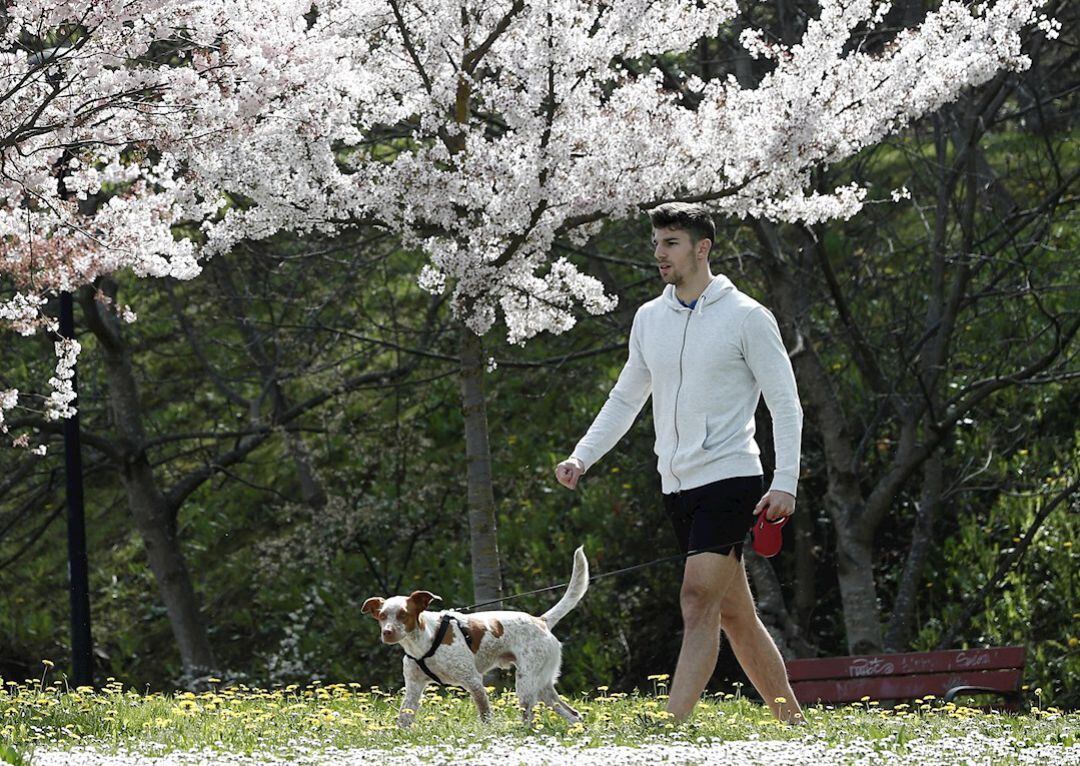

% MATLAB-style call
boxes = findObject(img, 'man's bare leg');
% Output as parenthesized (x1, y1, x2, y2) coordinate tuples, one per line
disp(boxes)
(665, 550, 741, 722)
(719, 560, 805, 723)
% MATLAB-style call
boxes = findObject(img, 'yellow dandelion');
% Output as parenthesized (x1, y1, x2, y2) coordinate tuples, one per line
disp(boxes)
(41, 660, 54, 668)
(774, 696, 787, 704)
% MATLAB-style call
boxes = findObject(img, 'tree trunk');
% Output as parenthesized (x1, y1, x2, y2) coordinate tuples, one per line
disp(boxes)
(458, 324, 504, 608)
(81, 284, 217, 686)
(884, 454, 943, 650)
(834, 525, 884, 655)
(123, 460, 218, 685)
(755, 218, 889, 655)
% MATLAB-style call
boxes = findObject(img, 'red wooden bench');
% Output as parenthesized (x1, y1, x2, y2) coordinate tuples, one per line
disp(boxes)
(785, 646, 1027, 708)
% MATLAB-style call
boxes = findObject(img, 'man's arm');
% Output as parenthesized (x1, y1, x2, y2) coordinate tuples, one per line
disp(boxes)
(557, 310, 652, 488)
(740, 306, 803, 498)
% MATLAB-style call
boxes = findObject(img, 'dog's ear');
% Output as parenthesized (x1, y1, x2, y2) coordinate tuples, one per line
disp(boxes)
(361, 597, 385, 618)
(406, 591, 441, 613)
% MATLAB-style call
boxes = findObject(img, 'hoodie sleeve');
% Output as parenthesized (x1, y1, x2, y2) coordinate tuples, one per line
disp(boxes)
(570, 308, 652, 472)
(740, 306, 803, 497)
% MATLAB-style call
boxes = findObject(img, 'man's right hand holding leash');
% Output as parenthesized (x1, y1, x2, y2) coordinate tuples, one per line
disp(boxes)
(555, 457, 585, 490)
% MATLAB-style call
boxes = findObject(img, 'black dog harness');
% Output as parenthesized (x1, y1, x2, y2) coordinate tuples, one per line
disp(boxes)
(403, 613, 474, 686)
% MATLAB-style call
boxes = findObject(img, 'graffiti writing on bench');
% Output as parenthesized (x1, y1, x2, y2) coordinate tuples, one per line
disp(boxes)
(955, 651, 991, 669)
(845, 650, 995, 678)
(849, 658, 895, 677)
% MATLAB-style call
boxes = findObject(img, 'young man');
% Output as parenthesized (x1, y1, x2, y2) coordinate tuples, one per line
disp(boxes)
(555, 202, 805, 724)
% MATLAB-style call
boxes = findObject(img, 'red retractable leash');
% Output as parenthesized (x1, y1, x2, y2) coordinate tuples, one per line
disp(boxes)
(751, 513, 789, 558)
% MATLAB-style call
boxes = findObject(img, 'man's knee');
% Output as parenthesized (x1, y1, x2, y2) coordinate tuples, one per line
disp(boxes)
(680, 581, 723, 628)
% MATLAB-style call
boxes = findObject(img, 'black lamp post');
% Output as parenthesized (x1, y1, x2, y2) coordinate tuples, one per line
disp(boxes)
(58, 291, 93, 689)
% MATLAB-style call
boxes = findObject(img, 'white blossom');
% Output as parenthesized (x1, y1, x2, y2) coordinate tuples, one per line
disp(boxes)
(45, 338, 81, 421)
(0, 0, 1057, 433)
(0, 388, 17, 434)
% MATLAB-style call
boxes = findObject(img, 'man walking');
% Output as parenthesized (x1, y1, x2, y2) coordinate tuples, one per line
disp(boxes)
(555, 202, 805, 724)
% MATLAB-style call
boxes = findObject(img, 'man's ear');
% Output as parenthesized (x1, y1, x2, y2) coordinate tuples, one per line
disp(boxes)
(361, 597, 385, 618)
(406, 591, 441, 613)
(697, 238, 712, 262)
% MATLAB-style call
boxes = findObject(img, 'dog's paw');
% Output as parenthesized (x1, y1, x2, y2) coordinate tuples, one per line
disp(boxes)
(397, 713, 416, 729)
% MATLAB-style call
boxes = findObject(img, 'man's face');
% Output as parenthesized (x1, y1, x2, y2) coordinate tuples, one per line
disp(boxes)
(652, 227, 704, 285)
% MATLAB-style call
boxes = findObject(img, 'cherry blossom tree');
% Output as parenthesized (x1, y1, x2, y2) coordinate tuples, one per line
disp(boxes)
(4, 0, 1060, 367)
(1, 0, 1061, 666)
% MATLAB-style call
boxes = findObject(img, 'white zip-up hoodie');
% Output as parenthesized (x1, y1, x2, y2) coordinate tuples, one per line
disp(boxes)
(571, 274, 803, 496)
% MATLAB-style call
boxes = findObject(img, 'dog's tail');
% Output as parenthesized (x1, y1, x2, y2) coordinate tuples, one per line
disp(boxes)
(540, 546, 588, 629)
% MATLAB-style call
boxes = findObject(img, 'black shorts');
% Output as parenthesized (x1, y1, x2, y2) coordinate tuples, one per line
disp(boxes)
(662, 475, 764, 561)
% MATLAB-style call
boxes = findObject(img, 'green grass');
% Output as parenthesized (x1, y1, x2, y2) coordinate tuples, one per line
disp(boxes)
(1, 676, 1077, 762)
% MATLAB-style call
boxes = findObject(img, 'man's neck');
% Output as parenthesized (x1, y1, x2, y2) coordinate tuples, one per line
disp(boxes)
(675, 270, 714, 304)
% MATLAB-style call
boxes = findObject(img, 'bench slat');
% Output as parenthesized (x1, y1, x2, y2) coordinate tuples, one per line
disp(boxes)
(791, 669, 1023, 705)
(785, 646, 1026, 682)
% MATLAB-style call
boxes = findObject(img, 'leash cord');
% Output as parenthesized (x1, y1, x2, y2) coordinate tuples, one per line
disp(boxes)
(451, 542, 741, 613)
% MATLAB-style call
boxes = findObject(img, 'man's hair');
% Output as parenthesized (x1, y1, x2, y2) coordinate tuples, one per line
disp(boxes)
(649, 202, 716, 246)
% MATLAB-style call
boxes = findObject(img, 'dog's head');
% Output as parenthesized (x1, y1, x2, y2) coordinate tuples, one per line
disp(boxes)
(361, 591, 441, 644)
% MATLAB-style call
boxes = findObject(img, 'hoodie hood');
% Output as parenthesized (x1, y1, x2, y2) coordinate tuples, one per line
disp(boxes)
(661, 273, 736, 313)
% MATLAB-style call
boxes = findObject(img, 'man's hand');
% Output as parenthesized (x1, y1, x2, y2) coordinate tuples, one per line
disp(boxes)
(555, 457, 585, 490)
(754, 489, 796, 522)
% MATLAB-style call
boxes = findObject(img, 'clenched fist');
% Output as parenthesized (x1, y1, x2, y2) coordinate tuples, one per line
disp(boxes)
(555, 457, 585, 490)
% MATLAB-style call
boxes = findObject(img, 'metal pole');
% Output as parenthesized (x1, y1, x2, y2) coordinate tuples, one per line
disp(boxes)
(58, 290, 93, 688)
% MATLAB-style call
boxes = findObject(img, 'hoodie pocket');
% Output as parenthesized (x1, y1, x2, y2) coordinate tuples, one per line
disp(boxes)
(702, 413, 740, 453)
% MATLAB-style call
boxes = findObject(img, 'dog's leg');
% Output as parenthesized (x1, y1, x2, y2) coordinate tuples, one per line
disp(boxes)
(541, 685, 582, 724)
(398, 661, 430, 728)
(461, 674, 493, 723)
(516, 676, 541, 727)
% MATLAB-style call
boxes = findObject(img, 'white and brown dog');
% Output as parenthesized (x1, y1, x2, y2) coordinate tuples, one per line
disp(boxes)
(362, 546, 588, 727)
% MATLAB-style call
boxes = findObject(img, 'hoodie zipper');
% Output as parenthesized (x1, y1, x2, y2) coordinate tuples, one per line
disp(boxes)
(668, 307, 693, 493)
